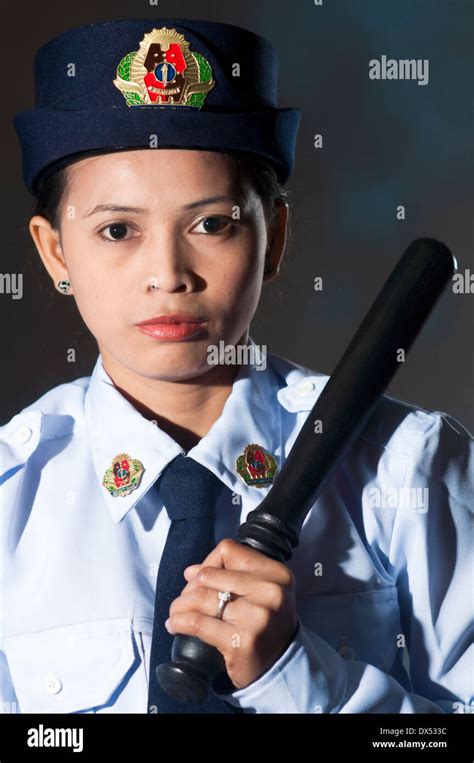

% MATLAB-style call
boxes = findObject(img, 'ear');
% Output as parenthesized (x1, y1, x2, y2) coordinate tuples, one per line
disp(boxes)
(262, 200, 289, 284)
(29, 215, 73, 295)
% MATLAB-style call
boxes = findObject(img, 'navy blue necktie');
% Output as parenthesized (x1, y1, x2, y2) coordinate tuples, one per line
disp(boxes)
(147, 453, 241, 713)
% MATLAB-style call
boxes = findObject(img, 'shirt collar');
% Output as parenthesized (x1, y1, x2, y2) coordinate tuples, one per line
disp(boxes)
(84, 337, 284, 523)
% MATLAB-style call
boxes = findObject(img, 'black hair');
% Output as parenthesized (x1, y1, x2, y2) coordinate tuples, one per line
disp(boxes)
(225, 151, 290, 227)
(33, 165, 70, 232)
(32, 149, 291, 235)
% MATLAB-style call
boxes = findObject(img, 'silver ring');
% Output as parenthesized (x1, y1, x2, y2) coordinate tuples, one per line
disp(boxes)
(216, 590, 234, 620)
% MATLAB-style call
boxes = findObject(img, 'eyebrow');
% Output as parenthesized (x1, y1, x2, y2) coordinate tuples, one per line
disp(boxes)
(83, 195, 243, 218)
(183, 194, 243, 210)
(83, 204, 147, 218)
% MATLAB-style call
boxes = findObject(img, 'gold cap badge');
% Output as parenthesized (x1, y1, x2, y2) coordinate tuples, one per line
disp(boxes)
(113, 26, 216, 108)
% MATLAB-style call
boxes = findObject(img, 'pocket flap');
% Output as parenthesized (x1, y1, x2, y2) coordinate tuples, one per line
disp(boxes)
(296, 586, 402, 672)
(4, 618, 137, 713)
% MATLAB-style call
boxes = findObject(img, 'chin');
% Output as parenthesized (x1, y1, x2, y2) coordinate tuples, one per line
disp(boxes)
(133, 348, 216, 382)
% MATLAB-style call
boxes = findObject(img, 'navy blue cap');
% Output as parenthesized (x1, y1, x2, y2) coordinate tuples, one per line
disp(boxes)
(13, 17, 301, 194)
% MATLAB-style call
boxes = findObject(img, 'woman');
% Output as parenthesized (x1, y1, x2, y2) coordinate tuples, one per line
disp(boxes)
(1, 17, 472, 714)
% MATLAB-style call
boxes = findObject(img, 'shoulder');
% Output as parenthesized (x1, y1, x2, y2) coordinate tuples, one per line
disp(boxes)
(268, 349, 472, 543)
(0, 373, 91, 478)
(267, 347, 473, 471)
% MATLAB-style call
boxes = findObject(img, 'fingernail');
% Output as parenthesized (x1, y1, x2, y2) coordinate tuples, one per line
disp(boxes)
(165, 618, 172, 631)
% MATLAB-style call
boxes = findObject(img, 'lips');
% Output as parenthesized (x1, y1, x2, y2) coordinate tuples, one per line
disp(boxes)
(135, 314, 207, 326)
(135, 314, 208, 341)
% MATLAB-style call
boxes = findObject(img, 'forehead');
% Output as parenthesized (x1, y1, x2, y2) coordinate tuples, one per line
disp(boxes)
(61, 148, 262, 216)
(62, 149, 260, 215)
(66, 148, 241, 188)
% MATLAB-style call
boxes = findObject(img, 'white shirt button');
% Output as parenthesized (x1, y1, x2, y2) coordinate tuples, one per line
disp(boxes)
(295, 380, 316, 395)
(14, 426, 33, 445)
(338, 645, 356, 660)
(45, 674, 63, 694)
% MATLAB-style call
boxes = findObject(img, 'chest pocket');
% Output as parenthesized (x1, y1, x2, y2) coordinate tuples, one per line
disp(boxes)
(295, 586, 402, 673)
(3, 618, 138, 713)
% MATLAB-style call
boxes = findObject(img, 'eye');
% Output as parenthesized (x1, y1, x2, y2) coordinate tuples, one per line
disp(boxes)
(192, 216, 232, 235)
(98, 223, 135, 242)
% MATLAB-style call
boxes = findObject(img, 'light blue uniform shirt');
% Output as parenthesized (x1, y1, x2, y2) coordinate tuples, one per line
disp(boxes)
(1, 337, 472, 713)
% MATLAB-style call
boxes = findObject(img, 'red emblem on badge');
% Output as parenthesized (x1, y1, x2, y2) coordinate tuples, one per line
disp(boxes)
(113, 457, 131, 488)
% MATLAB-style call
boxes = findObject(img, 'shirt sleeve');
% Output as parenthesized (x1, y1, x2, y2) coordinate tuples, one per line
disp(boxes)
(215, 410, 473, 714)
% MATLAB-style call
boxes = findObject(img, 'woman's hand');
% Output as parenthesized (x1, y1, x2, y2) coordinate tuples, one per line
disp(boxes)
(165, 538, 299, 690)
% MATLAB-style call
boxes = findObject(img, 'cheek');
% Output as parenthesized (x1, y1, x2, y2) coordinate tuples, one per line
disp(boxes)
(208, 234, 264, 304)
(61, 236, 127, 331)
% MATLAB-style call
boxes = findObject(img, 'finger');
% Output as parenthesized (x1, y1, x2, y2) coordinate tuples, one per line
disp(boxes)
(181, 568, 258, 597)
(187, 538, 293, 584)
(183, 564, 201, 581)
(180, 567, 288, 611)
(165, 610, 239, 657)
(169, 583, 258, 623)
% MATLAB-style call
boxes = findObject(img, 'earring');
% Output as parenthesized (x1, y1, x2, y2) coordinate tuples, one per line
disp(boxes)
(57, 279, 71, 294)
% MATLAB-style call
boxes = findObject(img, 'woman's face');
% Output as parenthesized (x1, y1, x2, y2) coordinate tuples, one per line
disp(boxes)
(31, 149, 287, 382)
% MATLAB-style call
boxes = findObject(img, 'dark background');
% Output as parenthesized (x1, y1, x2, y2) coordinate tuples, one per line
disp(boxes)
(2, 0, 473, 430)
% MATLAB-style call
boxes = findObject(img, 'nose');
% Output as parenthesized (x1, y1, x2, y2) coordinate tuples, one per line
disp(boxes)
(144, 228, 194, 293)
